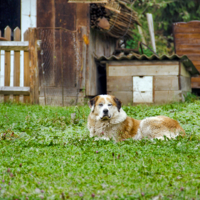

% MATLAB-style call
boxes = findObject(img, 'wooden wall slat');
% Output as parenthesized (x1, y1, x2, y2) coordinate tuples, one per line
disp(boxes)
(174, 27, 200, 33)
(176, 50, 200, 54)
(173, 21, 200, 29)
(107, 76, 132, 91)
(108, 65, 179, 76)
(13, 27, 21, 102)
(23, 51, 30, 103)
(174, 44, 200, 49)
(174, 33, 200, 39)
(28, 28, 39, 104)
(4, 26, 11, 102)
(194, 66, 200, 71)
(191, 77, 200, 88)
(180, 76, 191, 92)
(191, 61, 200, 66)
(80, 26, 87, 90)
(154, 76, 179, 91)
(154, 91, 182, 103)
(77, 4, 89, 27)
(24, 30, 30, 103)
(107, 91, 133, 105)
(174, 38, 200, 45)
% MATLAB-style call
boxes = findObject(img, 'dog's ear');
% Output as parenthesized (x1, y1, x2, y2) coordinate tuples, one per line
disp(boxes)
(114, 97, 122, 112)
(88, 96, 97, 112)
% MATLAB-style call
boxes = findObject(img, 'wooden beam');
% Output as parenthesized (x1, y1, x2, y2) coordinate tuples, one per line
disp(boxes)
(0, 41, 40, 51)
(0, 41, 29, 50)
(29, 28, 39, 104)
(80, 26, 87, 89)
(14, 27, 21, 102)
(146, 13, 156, 53)
(0, 87, 30, 95)
(24, 30, 30, 103)
(4, 26, 11, 102)
(137, 25, 147, 49)
(108, 65, 179, 76)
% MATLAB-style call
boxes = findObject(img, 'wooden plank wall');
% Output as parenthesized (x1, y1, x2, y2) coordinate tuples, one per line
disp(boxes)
(37, 1, 89, 105)
(173, 21, 200, 89)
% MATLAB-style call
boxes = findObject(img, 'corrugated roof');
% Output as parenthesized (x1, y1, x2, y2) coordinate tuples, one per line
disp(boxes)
(96, 53, 200, 77)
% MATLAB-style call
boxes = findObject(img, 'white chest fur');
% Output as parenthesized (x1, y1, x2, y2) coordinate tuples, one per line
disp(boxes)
(88, 108, 127, 141)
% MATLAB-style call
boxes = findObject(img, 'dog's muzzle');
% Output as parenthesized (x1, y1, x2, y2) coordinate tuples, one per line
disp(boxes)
(101, 109, 111, 120)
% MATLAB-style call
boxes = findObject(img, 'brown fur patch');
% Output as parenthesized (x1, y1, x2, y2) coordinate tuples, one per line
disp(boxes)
(157, 116, 185, 135)
(95, 96, 106, 105)
(89, 96, 100, 109)
(119, 117, 141, 141)
(106, 95, 117, 107)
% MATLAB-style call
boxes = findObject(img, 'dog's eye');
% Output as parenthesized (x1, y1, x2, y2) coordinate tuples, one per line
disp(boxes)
(99, 103, 103, 107)
(108, 104, 112, 106)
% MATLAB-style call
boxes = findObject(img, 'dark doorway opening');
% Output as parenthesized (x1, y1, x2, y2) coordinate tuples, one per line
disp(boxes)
(0, 0, 20, 38)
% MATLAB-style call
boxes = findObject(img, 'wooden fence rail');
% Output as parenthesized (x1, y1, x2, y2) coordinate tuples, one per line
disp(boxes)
(0, 26, 39, 104)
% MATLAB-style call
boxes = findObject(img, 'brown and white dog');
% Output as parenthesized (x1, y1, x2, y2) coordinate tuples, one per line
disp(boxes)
(87, 95, 185, 142)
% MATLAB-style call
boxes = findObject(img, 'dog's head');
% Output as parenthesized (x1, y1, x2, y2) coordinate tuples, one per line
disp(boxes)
(88, 95, 122, 120)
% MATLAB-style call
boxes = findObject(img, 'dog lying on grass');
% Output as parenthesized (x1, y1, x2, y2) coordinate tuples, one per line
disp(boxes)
(87, 94, 185, 142)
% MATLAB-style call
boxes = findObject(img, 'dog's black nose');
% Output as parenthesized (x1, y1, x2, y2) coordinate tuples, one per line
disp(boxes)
(103, 109, 108, 114)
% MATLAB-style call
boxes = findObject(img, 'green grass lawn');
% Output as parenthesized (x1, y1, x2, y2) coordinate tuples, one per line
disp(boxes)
(0, 97, 200, 200)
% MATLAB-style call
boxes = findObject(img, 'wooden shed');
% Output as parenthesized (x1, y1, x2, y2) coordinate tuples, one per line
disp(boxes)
(97, 54, 199, 104)
(173, 21, 200, 92)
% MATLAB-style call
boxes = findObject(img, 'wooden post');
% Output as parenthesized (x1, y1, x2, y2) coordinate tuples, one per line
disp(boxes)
(80, 26, 87, 90)
(146, 13, 156, 53)
(28, 28, 39, 104)
(13, 27, 21, 102)
(24, 29, 30, 103)
(4, 26, 11, 102)
(137, 25, 147, 49)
